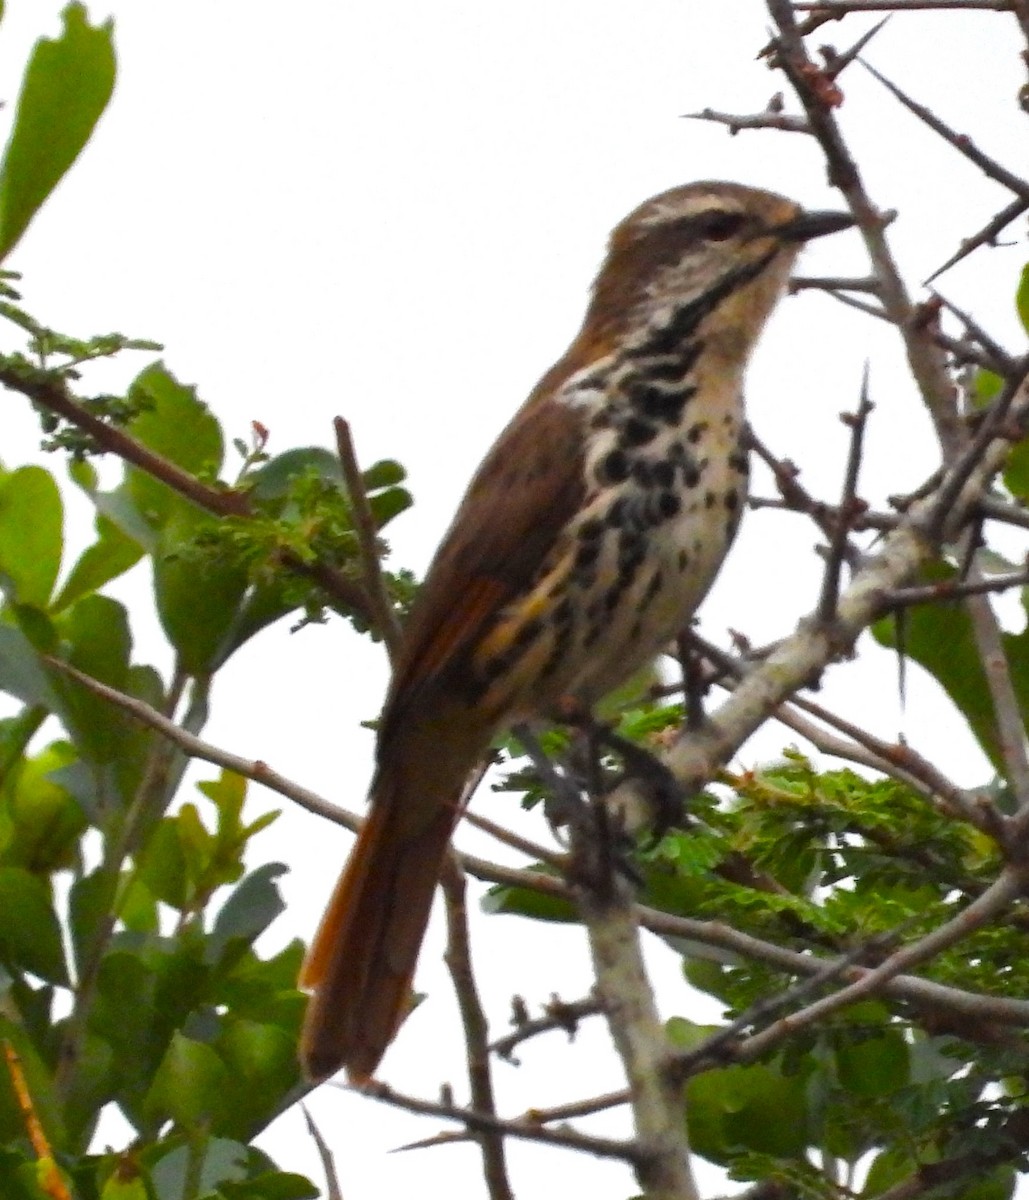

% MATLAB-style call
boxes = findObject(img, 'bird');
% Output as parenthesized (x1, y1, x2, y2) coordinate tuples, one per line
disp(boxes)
(299, 181, 853, 1083)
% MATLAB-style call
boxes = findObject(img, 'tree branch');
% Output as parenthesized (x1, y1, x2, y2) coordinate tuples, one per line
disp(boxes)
(441, 859, 514, 1200)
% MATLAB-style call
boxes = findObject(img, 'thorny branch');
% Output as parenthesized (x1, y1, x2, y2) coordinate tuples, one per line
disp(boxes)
(441, 860, 514, 1200)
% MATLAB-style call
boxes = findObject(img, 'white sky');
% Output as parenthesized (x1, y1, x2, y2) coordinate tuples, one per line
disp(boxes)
(1, 3, 1026, 1197)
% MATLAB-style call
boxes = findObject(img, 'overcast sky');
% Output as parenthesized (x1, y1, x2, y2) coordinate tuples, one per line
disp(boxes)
(1, 3, 1026, 1197)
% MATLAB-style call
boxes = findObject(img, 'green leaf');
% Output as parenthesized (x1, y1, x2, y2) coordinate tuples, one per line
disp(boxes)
(0, 866, 68, 983)
(248, 448, 342, 502)
(150, 1137, 250, 1200)
(220, 1173, 319, 1200)
(153, 504, 247, 675)
(0, 625, 60, 709)
(212, 1018, 300, 1138)
(1016, 262, 1029, 334)
(367, 485, 413, 528)
(361, 458, 406, 490)
(125, 364, 224, 527)
(101, 1175, 148, 1200)
(0, 466, 62, 606)
(482, 870, 577, 922)
(137, 818, 189, 910)
(209, 864, 287, 959)
(873, 564, 1001, 766)
(834, 1025, 910, 1097)
(53, 515, 144, 612)
(0, 3, 116, 260)
(54, 594, 131, 764)
(0, 707, 45, 777)
(69, 868, 112, 975)
(143, 1033, 229, 1132)
(1, 739, 87, 871)
(685, 1058, 811, 1161)
(62, 1029, 115, 1146)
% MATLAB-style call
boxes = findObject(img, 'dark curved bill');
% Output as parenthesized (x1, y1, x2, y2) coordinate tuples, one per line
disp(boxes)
(778, 209, 855, 242)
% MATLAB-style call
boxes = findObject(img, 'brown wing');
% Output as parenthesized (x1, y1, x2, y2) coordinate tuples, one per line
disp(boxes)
(380, 390, 587, 741)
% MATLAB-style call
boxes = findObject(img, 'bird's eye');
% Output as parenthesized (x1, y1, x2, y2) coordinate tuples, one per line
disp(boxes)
(701, 211, 745, 241)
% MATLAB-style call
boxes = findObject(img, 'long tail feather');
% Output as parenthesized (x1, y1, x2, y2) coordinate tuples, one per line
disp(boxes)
(299, 713, 484, 1082)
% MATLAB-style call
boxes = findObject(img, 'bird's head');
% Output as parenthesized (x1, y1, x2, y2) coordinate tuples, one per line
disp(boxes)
(587, 181, 853, 361)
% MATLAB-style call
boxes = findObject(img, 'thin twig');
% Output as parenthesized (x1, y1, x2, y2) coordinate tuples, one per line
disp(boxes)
(820, 14, 891, 76)
(399, 1087, 634, 1151)
(817, 380, 873, 623)
(796, 0, 1019, 9)
(43, 656, 360, 833)
(749, 494, 897, 531)
(302, 1105, 344, 1200)
(927, 362, 1029, 538)
(441, 859, 514, 1200)
(890, 566, 1029, 603)
(925, 197, 1029, 283)
(334, 416, 403, 657)
(462, 807, 566, 871)
(490, 995, 603, 1061)
(789, 274, 880, 293)
(981, 497, 1029, 531)
(930, 292, 1017, 375)
(683, 107, 810, 133)
(354, 1079, 640, 1161)
(859, 58, 1029, 201)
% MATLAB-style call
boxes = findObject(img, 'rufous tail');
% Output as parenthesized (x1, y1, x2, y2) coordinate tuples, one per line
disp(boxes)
(299, 714, 483, 1082)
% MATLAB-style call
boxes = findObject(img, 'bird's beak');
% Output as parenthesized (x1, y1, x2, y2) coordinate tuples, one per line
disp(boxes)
(777, 209, 855, 242)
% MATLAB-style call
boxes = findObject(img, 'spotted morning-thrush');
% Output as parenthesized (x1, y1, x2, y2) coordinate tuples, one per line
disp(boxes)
(299, 181, 853, 1082)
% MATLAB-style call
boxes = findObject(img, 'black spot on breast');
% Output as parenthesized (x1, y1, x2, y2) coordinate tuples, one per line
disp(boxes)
(553, 596, 574, 626)
(677, 549, 689, 571)
(686, 421, 709, 444)
(605, 497, 627, 527)
(632, 460, 653, 486)
(728, 449, 749, 474)
(646, 356, 689, 381)
(724, 489, 739, 512)
(641, 568, 664, 609)
(659, 492, 682, 519)
(621, 417, 658, 447)
(579, 516, 604, 541)
(705, 491, 717, 509)
(598, 448, 630, 484)
(651, 460, 675, 488)
(631, 383, 694, 425)
(573, 540, 597, 571)
(618, 527, 646, 566)
(683, 464, 701, 488)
